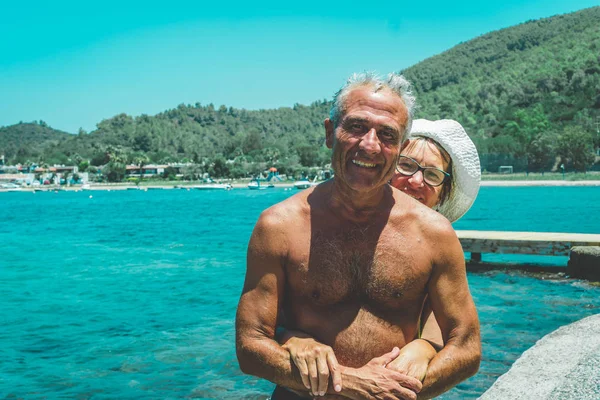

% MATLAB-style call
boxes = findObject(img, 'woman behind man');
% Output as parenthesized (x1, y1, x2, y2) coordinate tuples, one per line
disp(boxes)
(279, 119, 481, 397)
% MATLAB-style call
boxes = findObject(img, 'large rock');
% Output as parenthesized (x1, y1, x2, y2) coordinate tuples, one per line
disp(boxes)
(479, 314, 600, 400)
(567, 246, 600, 281)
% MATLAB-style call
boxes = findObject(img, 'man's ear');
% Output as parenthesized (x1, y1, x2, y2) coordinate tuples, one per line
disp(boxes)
(325, 118, 334, 149)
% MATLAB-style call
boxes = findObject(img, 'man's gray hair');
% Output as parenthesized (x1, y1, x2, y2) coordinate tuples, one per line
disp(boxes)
(329, 72, 416, 141)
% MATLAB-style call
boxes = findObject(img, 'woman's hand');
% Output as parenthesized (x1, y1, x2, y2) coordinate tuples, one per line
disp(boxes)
(281, 333, 342, 397)
(386, 339, 437, 382)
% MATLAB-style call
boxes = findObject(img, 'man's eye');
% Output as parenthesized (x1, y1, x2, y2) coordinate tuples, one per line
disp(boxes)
(350, 124, 364, 131)
(381, 131, 395, 140)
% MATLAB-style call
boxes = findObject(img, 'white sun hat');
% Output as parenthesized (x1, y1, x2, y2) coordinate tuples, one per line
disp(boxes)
(408, 119, 481, 223)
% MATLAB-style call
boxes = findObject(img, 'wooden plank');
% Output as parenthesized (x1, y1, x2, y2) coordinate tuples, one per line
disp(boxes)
(456, 231, 600, 242)
(456, 230, 600, 256)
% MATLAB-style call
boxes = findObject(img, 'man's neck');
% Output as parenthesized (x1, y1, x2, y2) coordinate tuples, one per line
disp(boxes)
(326, 179, 392, 225)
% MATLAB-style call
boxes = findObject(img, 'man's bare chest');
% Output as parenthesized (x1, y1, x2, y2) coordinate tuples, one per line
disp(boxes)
(285, 227, 432, 309)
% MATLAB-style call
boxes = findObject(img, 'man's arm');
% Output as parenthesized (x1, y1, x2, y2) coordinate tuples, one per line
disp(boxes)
(417, 223, 481, 399)
(235, 209, 309, 391)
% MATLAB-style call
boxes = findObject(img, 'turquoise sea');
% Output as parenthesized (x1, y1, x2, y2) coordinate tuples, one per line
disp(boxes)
(1, 186, 599, 399)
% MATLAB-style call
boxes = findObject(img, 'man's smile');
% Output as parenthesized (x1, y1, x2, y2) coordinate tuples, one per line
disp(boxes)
(352, 159, 377, 168)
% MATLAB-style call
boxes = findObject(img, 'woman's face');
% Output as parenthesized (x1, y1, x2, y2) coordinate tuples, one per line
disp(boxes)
(390, 139, 450, 208)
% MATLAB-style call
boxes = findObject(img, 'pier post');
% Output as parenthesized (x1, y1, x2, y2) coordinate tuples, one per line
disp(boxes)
(567, 246, 600, 281)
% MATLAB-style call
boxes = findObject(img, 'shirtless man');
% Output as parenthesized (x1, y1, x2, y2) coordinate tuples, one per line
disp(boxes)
(236, 72, 481, 400)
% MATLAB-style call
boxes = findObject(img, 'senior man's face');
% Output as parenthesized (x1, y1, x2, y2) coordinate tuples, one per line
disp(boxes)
(325, 87, 408, 192)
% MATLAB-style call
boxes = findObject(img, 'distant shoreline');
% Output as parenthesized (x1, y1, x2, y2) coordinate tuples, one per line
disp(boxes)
(2, 180, 600, 193)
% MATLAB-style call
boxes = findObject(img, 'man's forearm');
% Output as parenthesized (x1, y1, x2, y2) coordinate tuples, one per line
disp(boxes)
(417, 342, 481, 399)
(237, 336, 310, 392)
(239, 337, 358, 399)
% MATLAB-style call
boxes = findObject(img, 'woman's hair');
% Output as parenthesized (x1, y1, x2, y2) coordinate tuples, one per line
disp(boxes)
(404, 137, 453, 207)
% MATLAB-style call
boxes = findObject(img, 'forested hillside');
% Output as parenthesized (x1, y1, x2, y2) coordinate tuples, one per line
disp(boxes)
(402, 6, 600, 172)
(2, 7, 598, 176)
(0, 122, 70, 163)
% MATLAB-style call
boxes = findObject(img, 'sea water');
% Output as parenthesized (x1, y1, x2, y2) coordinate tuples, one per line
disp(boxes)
(1, 186, 599, 399)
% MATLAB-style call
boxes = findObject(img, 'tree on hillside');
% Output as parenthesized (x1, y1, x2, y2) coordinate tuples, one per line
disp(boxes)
(527, 131, 557, 173)
(105, 145, 127, 164)
(556, 126, 596, 172)
(210, 156, 230, 178)
(133, 132, 152, 152)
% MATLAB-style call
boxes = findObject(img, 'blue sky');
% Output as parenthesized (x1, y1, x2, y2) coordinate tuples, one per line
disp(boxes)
(1, 0, 598, 133)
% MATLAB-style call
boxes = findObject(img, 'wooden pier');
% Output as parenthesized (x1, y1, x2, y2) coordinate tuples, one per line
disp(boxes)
(456, 230, 600, 280)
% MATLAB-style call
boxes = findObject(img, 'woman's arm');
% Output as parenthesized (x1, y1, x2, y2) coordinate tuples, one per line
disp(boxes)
(386, 298, 442, 381)
(420, 298, 443, 350)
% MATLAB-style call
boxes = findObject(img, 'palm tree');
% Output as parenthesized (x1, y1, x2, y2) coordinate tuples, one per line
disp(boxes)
(129, 152, 150, 184)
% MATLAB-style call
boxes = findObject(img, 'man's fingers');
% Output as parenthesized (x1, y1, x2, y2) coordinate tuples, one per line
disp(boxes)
(391, 371, 423, 393)
(293, 357, 311, 390)
(326, 352, 342, 393)
(307, 359, 319, 395)
(403, 374, 423, 393)
(316, 355, 330, 396)
(394, 385, 418, 400)
(369, 347, 400, 367)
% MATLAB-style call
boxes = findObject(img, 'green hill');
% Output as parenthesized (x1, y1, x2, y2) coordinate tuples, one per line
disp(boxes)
(2, 6, 599, 175)
(0, 121, 71, 164)
(401, 6, 600, 171)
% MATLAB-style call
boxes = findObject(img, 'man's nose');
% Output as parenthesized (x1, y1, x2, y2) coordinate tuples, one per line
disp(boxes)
(359, 128, 381, 154)
(408, 170, 425, 187)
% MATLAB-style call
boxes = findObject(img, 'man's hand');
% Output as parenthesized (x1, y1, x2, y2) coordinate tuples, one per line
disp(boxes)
(281, 334, 342, 396)
(340, 348, 423, 400)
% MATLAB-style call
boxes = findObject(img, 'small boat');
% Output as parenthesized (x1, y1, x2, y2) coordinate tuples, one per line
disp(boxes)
(1, 183, 21, 190)
(293, 179, 312, 189)
(248, 180, 267, 190)
(194, 183, 232, 190)
(294, 176, 321, 190)
(81, 184, 91, 190)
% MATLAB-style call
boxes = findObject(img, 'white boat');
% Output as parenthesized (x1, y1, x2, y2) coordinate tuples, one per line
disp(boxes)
(248, 181, 265, 190)
(294, 176, 321, 190)
(248, 180, 275, 190)
(194, 183, 232, 190)
(293, 180, 312, 189)
(81, 183, 91, 190)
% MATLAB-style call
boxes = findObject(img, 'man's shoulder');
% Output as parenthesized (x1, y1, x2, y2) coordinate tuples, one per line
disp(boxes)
(391, 191, 455, 236)
(257, 189, 312, 229)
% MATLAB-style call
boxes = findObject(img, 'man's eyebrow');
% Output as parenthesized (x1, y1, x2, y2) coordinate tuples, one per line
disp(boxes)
(342, 116, 401, 136)
(342, 117, 370, 124)
(380, 125, 400, 135)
